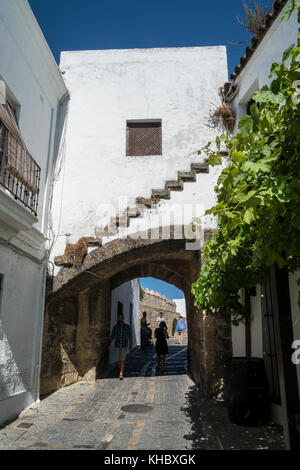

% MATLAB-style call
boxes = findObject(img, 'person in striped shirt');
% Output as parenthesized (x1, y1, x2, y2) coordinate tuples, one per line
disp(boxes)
(108, 313, 132, 380)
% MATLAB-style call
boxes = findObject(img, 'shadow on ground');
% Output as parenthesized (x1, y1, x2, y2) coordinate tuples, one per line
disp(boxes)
(182, 385, 285, 450)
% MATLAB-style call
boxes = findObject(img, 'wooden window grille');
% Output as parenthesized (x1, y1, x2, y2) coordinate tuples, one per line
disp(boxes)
(126, 121, 162, 156)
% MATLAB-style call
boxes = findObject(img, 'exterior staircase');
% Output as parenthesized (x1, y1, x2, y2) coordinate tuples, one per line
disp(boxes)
(101, 159, 210, 237)
(54, 156, 220, 268)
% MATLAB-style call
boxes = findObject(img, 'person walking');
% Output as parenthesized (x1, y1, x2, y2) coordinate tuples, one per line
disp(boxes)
(140, 311, 150, 350)
(175, 316, 187, 345)
(108, 312, 132, 380)
(156, 312, 166, 327)
(155, 321, 169, 371)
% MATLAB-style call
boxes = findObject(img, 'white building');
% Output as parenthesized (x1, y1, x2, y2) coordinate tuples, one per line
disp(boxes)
(50, 45, 228, 371)
(51, 45, 228, 262)
(225, 1, 300, 424)
(110, 279, 140, 364)
(0, 0, 68, 425)
(173, 298, 186, 318)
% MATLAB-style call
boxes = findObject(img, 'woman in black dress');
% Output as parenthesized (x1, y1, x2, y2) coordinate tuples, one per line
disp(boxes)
(155, 321, 169, 370)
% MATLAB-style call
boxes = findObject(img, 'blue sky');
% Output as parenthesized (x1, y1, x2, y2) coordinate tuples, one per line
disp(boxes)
(28, 0, 274, 77)
(27, 0, 273, 301)
(140, 278, 184, 300)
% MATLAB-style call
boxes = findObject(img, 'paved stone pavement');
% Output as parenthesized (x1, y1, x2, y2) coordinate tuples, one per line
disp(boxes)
(0, 338, 285, 450)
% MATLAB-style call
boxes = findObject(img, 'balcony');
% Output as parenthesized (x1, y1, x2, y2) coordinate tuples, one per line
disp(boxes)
(0, 104, 41, 217)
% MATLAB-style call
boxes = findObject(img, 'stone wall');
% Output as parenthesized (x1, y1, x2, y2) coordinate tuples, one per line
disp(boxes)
(42, 232, 232, 399)
(140, 288, 180, 337)
(40, 296, 78, 395)
(40, 281, 111, 396)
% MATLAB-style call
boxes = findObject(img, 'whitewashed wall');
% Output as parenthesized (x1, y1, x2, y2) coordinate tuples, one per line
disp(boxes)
(231, 323, 246, 357)
(51, 46, 228, 262)
(0, 0, 68, 425)
(232, 290, 246, 356)
(231, 7, 298, 123)
(173, 298, 186, 318)
(231, 285, 263, 358)
(0, 246, 44, 423)
(250, 285, 263, 358)
(0, 0, 68, 233)
(109, 279, 140, 365)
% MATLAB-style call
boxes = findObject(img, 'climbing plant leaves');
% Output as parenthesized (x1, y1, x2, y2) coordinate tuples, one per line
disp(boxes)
(192, 9, 300, 324)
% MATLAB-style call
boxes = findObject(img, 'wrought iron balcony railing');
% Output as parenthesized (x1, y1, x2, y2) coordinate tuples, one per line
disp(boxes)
(0, 104, 41, 217)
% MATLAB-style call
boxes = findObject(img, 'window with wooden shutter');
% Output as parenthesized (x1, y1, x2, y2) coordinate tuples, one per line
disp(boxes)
(126, 120, 162, 156)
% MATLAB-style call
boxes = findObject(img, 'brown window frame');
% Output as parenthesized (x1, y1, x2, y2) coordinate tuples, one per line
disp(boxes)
(126, 120, 162, 157)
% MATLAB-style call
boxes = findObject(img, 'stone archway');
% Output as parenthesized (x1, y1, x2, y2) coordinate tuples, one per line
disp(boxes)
(41, 227, 232, 397)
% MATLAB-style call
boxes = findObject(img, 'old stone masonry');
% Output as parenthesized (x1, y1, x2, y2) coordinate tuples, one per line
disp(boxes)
(140, 287, 179, 335)
(1, 0, 299, 452)
(0, 339, 284, 451)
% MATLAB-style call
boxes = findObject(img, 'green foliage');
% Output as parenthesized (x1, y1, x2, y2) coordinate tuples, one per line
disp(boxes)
(140, 286, 145, 301)
(192, 9, 300, 324)
(281, 0, 299, 21)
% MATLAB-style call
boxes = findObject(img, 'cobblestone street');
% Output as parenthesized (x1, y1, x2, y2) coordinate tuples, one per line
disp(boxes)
(0, 338, 285, 450)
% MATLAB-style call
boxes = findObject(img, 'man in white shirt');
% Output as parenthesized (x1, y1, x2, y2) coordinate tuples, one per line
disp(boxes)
(156, 312, 166, 327)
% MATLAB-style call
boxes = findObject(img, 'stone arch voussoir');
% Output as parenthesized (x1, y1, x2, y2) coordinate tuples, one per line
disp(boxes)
(41, 226, 231, 397)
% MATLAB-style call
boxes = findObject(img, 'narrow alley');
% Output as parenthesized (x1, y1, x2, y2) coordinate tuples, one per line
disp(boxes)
(0, 338, 284, 451)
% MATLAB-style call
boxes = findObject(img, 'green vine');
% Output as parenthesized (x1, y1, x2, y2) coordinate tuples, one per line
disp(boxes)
(192, 4, 300, 325)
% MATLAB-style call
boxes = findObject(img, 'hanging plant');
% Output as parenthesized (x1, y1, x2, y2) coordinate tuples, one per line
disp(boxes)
(210, 102, 236, 133)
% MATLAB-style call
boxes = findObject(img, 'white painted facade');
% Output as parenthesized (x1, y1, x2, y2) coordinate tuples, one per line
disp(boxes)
(230, 6, 298, 124)
(173, 298, 186, 318)
(0, 0, 68, 425)
(229, 5, 300, 424)
(51, 45, 228, 264)
(110, 279, 140, 364)
(50, 46, 228, 380)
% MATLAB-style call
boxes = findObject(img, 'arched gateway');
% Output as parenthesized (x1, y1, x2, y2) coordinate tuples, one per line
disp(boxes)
(41, 226, 232, 398)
